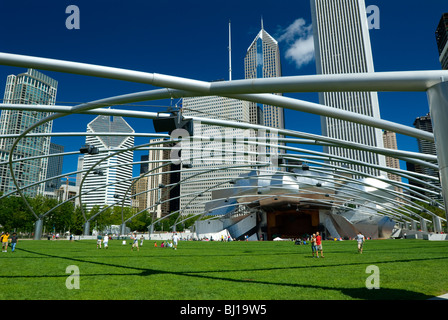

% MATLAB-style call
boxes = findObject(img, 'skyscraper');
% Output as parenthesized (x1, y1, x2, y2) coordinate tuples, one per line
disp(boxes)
(406, 113, 440, 198)
(45, 142, 64, 192)
(80, 115, 134, 212)
(146, 138, 180, 218)
(382, 131, 401, 180)
(245, 21, 284, 129)
(180, 96, 251, 217)
(435, 13, 448, 70)
(177, 23, 286, 217)
(311, 0, 386, 176)
(413, 113, 439, 179)
(0, 69, 58, 196)
(413, 113, 437, 156)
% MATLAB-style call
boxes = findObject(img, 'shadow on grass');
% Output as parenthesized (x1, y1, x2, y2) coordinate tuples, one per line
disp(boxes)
(4, 247, 437, 300)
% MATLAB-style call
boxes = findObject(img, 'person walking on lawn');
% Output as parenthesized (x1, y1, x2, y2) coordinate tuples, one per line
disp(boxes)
(316, 232, 324, 258)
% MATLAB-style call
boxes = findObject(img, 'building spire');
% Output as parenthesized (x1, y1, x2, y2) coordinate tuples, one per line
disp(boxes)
(261, 16, 264, 30)
(228, 19, 232, 81)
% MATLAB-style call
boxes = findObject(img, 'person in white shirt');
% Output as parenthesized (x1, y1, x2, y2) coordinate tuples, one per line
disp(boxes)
(356, 232, 365, 254)
(172, 233, 179, 250)
(131, 233, 139, 251)
(103, 234, 109, 249)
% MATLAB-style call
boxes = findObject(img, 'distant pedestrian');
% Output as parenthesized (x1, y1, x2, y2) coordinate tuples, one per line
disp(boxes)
(316, 232, 324, 258)
(97, 233, 102, 249)
(131, 233, 139, 251)
(173, 233, 179, 250)
(356, 232, 365, 254)
(103, 234, 109, 249)
(1, 232, 9, 252)
(311, 233, 317, 257)
(10, 233, 18, 252)
(140, 235, 144, 247)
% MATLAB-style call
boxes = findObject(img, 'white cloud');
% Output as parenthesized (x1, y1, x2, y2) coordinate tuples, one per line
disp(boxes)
(278, 18, 315, 69)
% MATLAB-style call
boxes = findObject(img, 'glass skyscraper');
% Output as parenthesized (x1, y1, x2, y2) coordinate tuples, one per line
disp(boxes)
(0, 69, 58, 196)
(178, 22, 284, 217)
(413, 113, 439, 179)
(45, 142, 65, 192)
(311, 0, 386, 177)
(245, 22, 284, 130)
(435, 13, 448, 70)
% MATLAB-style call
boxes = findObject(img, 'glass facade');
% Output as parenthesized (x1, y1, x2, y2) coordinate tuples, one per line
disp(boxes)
(45, 143, 65, 192)
(245, 27, 284, 130)
(435, 13, 448, 70)
(0, 69, 58, 196)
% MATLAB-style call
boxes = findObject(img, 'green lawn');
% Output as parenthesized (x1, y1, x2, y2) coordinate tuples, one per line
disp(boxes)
(1, 238, 447, 300)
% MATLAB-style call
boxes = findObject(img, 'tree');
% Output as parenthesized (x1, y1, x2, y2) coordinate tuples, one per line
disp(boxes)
(0, 195, 34, 233)
(127, 209, 150, 232)
(405, 200, 447, 231)
(71, 205, 86, 235)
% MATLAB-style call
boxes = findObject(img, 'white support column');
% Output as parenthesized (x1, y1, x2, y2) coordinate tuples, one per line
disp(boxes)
(433, 216, 443, 233)
(83, 221, 91, 236)
(120, 223, 127, 235)
(420, 218, 428, 232)
(33, 218, 43, 240)
(404, 221, 410, 230)
(427, 81, 448, 222)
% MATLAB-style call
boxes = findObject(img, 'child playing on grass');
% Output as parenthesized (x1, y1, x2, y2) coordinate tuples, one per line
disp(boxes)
(1, 232, 9, 253)
(10, 233, 18, 252)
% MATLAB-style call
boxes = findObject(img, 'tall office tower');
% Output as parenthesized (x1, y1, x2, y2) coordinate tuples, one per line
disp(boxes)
(180, 96, 251, 217)
(382, 131, 402, 190)
(436, 13, 448, 70)
(131, 176, 149, 213)
(413, 113, 437, 156)
(0, 69, 58, 196)
(75, 155, 84, 187)
(146, 138, 180, 218)
(80, 115, 134, 212)
(140, 155, 149, 174)
(45, 142, 64, 192)
(413, 113, 439, 179)
(131, 155, 150, 212)
(311, 0, 386, 176)
(245, 22, 284, 129)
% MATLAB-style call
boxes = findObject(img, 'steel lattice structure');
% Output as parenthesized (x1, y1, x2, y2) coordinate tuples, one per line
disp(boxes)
(0, 52, 447, 240)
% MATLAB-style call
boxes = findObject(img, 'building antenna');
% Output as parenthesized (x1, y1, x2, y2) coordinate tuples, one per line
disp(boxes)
(228, 19, 232, 81)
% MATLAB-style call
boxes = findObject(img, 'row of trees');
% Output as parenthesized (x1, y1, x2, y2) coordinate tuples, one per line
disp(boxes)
(0, 194, 199, 236)
(406, 200, 447, 231)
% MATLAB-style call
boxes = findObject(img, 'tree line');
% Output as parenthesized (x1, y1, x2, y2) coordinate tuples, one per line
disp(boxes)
(0, 194, 198, 236)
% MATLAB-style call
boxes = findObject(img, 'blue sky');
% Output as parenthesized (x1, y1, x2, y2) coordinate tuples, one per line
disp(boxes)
(0, 0, 447, 176)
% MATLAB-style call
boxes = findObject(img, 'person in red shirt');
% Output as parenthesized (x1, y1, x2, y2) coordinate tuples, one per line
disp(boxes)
(315, 232, 324, 258)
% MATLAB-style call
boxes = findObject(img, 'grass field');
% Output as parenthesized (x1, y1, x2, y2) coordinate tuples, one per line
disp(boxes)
(0, 238, 447, 300)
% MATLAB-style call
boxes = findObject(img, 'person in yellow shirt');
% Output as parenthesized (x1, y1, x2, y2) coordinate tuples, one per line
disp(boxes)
(1, 232, 9, 253)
